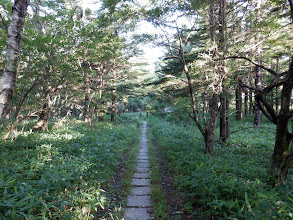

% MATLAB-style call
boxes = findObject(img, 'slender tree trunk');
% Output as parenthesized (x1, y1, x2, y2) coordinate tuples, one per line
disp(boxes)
(14, 80, 39, 120)
(111, 97, 116, 121)
(110, 71, 117, 122)
(254, 0, 262, 127)
(244, 88, 248, 116)
(3, 81, 39, 139)
(236, 84, 243, 120)
(275, 58, 280, 114)
(248, 67, 254, 114)
(178, 34, 205, 137)
(254, 62, 262, 127)
(84, 70, 91, 124)
(98, 70, 105, 121)
(0, 0, 29, 118)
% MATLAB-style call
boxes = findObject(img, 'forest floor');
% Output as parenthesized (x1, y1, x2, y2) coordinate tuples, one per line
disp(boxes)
(151, 137, 195, 219)
(1, 115, 292, 219)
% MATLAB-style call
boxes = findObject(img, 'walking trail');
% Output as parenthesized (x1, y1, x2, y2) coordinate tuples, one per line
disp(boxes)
(124, 121, 152, 220)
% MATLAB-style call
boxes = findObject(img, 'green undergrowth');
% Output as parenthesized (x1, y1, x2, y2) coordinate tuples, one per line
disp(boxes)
(147, 130, 168, 219)
(0, 114, 140, 219)
(147, 116, 293, 219)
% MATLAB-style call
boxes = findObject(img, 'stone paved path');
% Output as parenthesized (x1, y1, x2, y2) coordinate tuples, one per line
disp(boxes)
(124, 121, 152, 220)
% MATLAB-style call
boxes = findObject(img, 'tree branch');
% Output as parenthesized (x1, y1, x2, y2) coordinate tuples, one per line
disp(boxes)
(258, 94, 277, 124)
(237, 78, 258, 91)
(222, 56, 278, 76)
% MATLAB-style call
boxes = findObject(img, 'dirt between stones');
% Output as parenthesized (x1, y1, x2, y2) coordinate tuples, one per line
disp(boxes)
(151, 137, 194, 220)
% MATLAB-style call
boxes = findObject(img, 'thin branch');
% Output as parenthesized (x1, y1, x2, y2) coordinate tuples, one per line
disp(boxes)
(223, 56, 278, 76)
(237, 78, 258, 91)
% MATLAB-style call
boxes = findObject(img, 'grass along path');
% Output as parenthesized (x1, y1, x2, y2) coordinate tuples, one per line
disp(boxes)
(148, 122, 194, 220)
(147, 116, 293, 219)
(0, 115, 141, 219)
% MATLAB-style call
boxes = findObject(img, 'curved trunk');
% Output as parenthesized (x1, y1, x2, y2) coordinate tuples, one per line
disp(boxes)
(269, 57, 293, 184)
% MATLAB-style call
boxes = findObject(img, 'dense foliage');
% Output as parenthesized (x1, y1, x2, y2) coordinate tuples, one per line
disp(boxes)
(0, 0, 293, 218)
(148, 115, 293, 219)
(0, 115, 140, 219)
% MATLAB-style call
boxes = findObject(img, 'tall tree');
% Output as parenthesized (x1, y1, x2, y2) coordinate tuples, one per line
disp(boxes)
(227, 0, 293, 183)
(0, 0, 29, 118)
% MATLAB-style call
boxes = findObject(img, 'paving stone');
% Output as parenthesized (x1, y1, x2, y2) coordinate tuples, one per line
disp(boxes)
(136, 167, 149, 172)
(137, 155, 150, 160)
(137, 154, 149, 157)
(131, 187, 151, 195)
(131, 178, 151, 186)
(137, 163, 150, 168)
(137, 160, 150, 164)
(124, 208, 151, 220)
(133, 172, 149, 179)
(139, 151, 148, 155)
(139, 151, 148, 154)
(125, 121, 152, 219)
(127, 195, 151, 207)
(137, 159, 149, 162)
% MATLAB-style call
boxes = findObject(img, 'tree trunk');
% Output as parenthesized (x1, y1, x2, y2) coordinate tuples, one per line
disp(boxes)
(218, 0, 229, 142)
(269, 116, 292, 184)
(220, 94, 229, 141)
(244, 88, 248, 116)
(110, 71, 117, 122)
(275, 58, 280, 114)
(14, 80, 39, 120)
(111, 97, 116, 121)
(254, 63, 262, 127)
(32, 88, 52, 131)
(205, 94, 220, 155)
(0, 0, 29, 118)
(236, 84, 242, 120)
(32, 85, 61, 131)
(84, 70, 91, 124)
(269, 57, 293, 184)
(254, 0, 262, 127)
